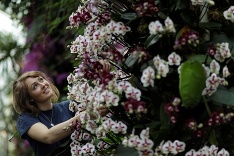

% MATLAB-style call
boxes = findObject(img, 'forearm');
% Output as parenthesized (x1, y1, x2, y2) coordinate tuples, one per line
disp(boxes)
(28, 115, 81, 144)
(46, 116, 79, 144)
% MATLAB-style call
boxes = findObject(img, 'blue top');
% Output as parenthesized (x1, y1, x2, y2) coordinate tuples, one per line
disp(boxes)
(17, 100, 75, 156)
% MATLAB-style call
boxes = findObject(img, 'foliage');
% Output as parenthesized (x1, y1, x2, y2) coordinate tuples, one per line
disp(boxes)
(0, 31, 28, 155)
(18, 0, 82, 95)
(64, 0, 234, 155)
(1, 0, 82, 96)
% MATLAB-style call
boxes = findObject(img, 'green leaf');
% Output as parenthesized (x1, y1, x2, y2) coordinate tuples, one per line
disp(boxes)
(48, 16, 68, 34)
(180, 12, 193, 25)
(121, 12, 137, 21)
(134, 121, 161, 129)
(140, 59, 154, 72)
(144, 34, 160, 48)
(199, 22, 222, 29)
(113, 144, 138, 156)
(189, 54, 212, 64)
(27, 15, 46, 41)
(8, 131, 20, 142)
(209, 130, 218, 145)
(153, 127, 171, 143)
(175, 25, 190, 41)
(176, 0, 189, 10)
(124, 54, 139, 68)
(211, 32, 231, 43)
(225, 23, 234, 41)
(211, 86, 234, 106)
(160, 103, 170, 128)
(179, 60, 206, 108)
(158, 11, 167, 19)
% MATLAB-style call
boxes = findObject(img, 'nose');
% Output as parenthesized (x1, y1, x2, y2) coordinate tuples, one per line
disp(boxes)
(39, 81, 46, 88)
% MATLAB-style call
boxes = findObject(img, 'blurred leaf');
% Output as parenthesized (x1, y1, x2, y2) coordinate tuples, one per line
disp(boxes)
(121, 12, 137, 21)
(211, 32, 234, 56)
(27, 15, 46, 41)
(48, 16, 68, 34)
(180, 12, 193, 25)
(211, 32, 231, 43)
(8, 131, 20, 142)
(125, 54, 139, 68)
(175, 25, 190, 41)
(211, 86, 234, 106)
(114, 144, 138, 156)
(160, 102, 170, 128)
(158, 11, 167, 19)
(209, 130, 218, 145)
(144, 34, 160, 48)
(189, 54, 212, 64)
(199, 22, 222, 29)
(0, 32, 25, 76)
(140, 59, 154, 71)
(134, 121, 161, 129)
(225, 23, 234, 40)
(176, 0, 189, 10)
(153, 127, 171, 143)
(179, 60, 206, 108)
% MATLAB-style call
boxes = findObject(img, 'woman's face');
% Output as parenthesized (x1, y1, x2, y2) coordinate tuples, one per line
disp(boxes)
(25, 76, 53, 104)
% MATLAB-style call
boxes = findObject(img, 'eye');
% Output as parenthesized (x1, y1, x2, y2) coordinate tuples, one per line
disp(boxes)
(32, 84, 38, 90)
(38, 77, 44, 82)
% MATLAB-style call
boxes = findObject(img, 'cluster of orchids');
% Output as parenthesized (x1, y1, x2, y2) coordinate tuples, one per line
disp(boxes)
(185, 145, 229, 156)
(141, 41, 231, 95)
(66, 0, 234, 155)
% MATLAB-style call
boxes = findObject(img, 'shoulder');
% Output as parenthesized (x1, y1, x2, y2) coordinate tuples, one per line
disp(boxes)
(53, 100, 72, 113)
(53, 100, 75, 120)
(54, 100, 70, 109)
(18, 112, 38, 120)
(17, 112, 40, 138)
(57, 100, 70, 106)
(18, 112, 40, 125)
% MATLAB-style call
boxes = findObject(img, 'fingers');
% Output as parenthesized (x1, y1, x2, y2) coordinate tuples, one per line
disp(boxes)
(76, 111, 86, 123)
(99, 59, 111, 72)
(79, 106, 108, 118)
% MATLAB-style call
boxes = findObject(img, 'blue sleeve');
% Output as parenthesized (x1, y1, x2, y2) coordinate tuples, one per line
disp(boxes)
(56, 100, 75, 116)
(17, 113, 40, 139)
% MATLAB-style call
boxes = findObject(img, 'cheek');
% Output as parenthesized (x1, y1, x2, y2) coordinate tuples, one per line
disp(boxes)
(29, 90, 41, 98)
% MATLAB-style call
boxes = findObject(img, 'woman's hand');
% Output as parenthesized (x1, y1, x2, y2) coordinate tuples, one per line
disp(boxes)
(99, 59, 111, 72)
(76, 106, 108, 122)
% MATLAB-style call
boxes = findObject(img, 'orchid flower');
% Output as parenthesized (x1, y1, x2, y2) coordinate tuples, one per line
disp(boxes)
(141, 66, 155, 87)
(223, 6, 234, 23)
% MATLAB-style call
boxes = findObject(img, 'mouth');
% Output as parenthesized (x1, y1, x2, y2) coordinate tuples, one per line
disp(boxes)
(43, 87, 50, 94)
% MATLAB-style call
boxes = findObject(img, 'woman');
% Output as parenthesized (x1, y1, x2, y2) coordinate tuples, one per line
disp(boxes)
(13, 70, 108, 156)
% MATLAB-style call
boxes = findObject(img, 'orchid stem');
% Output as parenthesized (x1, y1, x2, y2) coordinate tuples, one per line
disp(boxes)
(202, 95, 211, 116)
